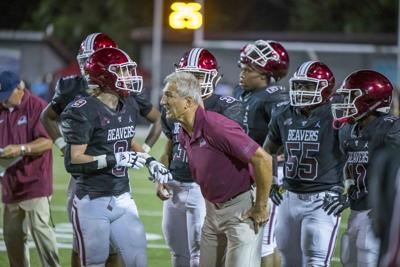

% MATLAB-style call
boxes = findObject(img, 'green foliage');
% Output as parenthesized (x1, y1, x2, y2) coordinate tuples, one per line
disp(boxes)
(26, 0, 153, 55)
(288, 0, 397, 33)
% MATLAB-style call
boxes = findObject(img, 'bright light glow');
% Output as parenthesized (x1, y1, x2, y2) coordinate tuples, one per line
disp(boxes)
(169, 2, 203, 30)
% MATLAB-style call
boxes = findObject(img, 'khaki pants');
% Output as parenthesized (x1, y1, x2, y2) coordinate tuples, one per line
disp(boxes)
(200, 189, 264, 267)
(3, 197, 60, 267)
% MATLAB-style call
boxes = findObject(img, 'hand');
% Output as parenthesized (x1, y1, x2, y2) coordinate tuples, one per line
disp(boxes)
(146, 158, 172, 184)
(270, 184, 284, 206)
(115, 151, 146, 169)
(241, 204, 269, 234)
(156, 182, 171, 201)
(322, 191, 350, 216)
(1, 145, 21, 158)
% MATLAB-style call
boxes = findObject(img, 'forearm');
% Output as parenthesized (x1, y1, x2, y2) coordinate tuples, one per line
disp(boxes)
(66, 145, 116, 174)
(40, 105, 66, 152)
(144, 117, 162, 148)
(251, 148, 273, 207)
(159, 139, 172, 167)
(24, 137, 53, 156)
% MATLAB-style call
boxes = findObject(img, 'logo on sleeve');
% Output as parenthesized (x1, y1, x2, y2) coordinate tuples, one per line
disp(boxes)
(71, 99, 87, 108)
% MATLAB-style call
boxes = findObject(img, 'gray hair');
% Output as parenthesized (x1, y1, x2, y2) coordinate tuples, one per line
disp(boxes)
(164, 72, 202, 104)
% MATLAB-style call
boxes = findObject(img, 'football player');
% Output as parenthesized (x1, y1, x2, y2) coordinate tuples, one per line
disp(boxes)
(40, 33, 162, 267)
(61, 47, 171, 267)
(264, 61, 343, 266)
(156, 48, 244, 267)
(327, 70, 400, 267)
(234, 39, 289, 267)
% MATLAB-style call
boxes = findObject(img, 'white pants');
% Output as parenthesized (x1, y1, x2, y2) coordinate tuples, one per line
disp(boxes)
(71, 192, 147, 267)
(162, 180, 206, 267)
(341, 209, 380, 267)
(276, 190, 341, 267)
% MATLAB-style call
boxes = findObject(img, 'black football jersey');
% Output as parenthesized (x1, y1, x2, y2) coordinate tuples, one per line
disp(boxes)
(267, 104, 344, 193)
(50, 75, 153, 117)
(339, 114, 400, 210)
(161, 94, 244, 182)
(61, 96, 140, 198)
(234, 84, 289, 146)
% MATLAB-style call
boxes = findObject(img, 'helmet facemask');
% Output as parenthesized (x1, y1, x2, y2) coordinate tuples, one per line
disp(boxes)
(108, 62, 143, 97)
(289, 77, 329, 107)
(241, 41, 280, 69)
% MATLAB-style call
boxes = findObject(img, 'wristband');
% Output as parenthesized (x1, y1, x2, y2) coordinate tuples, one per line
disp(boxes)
(142, 143, 151, 153)
(54, 137, 67, 150)
(20, 145, 26, 156)
(93, 155, 107, 169)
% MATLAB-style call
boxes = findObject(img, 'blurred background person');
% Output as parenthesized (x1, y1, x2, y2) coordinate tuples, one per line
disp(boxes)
(0, 70, 60, 267)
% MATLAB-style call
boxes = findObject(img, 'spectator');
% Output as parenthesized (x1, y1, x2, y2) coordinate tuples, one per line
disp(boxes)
(160, 71, 273, 267)
(0, 71, 60, 267)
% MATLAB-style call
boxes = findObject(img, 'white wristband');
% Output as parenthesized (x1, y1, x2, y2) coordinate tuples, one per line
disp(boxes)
(142, 143, 151, 153)
(344, 179, 355, 191)
(54, 137, 67, 150)
(93, 154, 107, 169)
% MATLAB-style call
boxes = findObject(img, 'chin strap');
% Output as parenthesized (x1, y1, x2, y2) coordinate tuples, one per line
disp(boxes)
(332, 118, 347, 130)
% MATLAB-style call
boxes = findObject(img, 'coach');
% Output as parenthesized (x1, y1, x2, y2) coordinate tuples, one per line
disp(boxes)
(0, 71, 60, 267)
(160, 72, 273, 267)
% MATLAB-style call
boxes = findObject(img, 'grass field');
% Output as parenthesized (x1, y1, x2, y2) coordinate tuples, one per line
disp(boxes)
(0, 136, 349, 267)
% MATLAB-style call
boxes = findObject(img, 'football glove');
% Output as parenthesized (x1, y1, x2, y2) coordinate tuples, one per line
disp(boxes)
(270, 184, 284, 206)
(322, 187, 350, 216)
(146, 157, 172, 184)
(115, 151, 146, 169)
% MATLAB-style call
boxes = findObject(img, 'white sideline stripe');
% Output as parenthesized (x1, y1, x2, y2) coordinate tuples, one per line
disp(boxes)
(50, 205, 163, 217)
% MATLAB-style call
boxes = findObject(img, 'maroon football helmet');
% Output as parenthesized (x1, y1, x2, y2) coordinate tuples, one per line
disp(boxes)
(239, 40, 289, 82)
(289, 61, 335, 108)
(331, 70, 393, 124)
(84, 47, 143, 98)
(77, 33, 118, 76)
(175, 48, 220, 97)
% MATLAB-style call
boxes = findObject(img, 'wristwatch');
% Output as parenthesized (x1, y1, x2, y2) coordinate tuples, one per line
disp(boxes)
(20, 145, 26, 156)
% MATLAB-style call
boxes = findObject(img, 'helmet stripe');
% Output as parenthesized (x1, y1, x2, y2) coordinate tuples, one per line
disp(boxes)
(297, 61, 316, 77)
(187, 48, 203, 67)
(85, 33, 100, 53)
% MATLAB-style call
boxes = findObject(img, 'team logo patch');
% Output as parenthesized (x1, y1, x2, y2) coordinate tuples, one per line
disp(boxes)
(101, 117, 111, 126)
(71, 99, 87, 108)
(199, 138, 207, 147)
(17, 115, 27, 125)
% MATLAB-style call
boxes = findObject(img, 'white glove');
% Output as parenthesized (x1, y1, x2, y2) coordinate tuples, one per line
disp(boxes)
(146, 158, 172, 184)
(115, 151, 146, 169)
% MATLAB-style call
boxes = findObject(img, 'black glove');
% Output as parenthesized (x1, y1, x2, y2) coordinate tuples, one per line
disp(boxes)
(322, 187, 350, 216)
(270, 184, 284, 206)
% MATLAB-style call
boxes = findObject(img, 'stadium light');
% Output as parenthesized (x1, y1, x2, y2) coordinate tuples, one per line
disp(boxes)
(169, 2, 203, 30)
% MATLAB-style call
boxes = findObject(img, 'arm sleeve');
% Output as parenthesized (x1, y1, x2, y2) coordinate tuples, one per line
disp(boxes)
(207, 118, 259, 163)
(133, 91, 153, 117)
(60, 106, 93, 144)
(266, 111, 283, 147)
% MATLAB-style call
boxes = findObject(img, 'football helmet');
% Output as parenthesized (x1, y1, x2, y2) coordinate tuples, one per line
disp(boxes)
(77, 33, 117, 76)
(84, 47, 143, 97)
(289, 61, 335, 107)
(175, 48, 220, 97)
(331, 70, 393, 123)
(239, 40, 289, 82)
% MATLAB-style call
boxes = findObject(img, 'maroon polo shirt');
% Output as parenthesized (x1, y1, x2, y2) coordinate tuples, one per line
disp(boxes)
(178, 106, 259, 203)
(0, 90, 53, 203)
